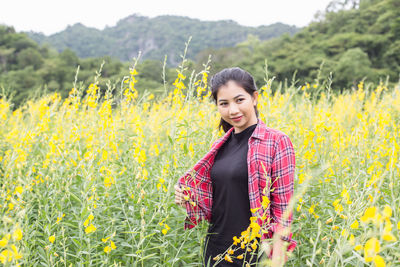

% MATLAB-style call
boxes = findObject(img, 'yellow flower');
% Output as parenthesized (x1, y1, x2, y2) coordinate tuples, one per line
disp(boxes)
(349, 234, 355, 245)
(364, 237, 380, 262)
(13, 227, 23, 241)
(298, 173, 305, 184)
(332, 199, 343, 213)
(14, 186, 23, 194)
(104, 246, 111, 253)
(296, 204, 302, 212)
(104, 176, 115, 188)
(56, 214, 65, 224)
(360, 206, 377, 223)
(85, 224, 96, 234)
(341, 229, 348, 237)
(382, 221, 397, 242)
(354, 244, 362, 251)
(262, 196, 270, 209)
(382, 232, 396, 242)
(110, 240, 116, 250)
(213, 255, 221, 261)
(0, 237, 8, 247)
(382, 205, 392, 219)
(308, 203, 316, 214)
(0, 249, 12, 264)
(11, 244, 22, 260)
(250, 207, 259, 213)
(130, 68, 138, 76)
(49, 235, 55, 243)
(224, 254, 233, 263)
(350, 220, 359, 229)
(325, 218, 333, 224)
(340, 187, 352, 204)
(373, 255, 386, 267)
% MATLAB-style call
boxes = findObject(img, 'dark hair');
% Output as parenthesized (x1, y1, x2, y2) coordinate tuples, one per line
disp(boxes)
(210, 67, 259, 132)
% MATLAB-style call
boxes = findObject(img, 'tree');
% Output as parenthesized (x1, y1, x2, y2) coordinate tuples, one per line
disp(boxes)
(334, 47, 372, 88)
(59, 49, 79, 67)
(17, 48, 44, 70)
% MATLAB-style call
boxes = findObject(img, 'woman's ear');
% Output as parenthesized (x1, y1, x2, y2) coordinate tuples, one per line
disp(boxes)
(252, 91, 259, 106)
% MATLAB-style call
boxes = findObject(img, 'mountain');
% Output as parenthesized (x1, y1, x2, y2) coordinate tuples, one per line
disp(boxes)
(27, 14, 299, 65)
(195, 0, 400, 88)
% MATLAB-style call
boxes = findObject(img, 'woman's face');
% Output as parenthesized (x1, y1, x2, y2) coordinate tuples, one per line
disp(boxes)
(216, 80, 258, 133)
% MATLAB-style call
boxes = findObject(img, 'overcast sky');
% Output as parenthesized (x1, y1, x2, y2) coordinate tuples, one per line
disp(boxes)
(1, 0, 333, 35)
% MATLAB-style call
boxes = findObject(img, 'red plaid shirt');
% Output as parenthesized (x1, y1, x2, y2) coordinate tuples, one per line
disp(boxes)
(178, 119, 296, 252)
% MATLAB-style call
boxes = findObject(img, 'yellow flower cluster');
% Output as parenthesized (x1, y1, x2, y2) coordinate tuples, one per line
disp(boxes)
(0, 227, 23, 264)
(84, 214, 97, 234)
(123, 68, 139, 103)
(159, 219, 171, 235)
(102, 234, 117, 254)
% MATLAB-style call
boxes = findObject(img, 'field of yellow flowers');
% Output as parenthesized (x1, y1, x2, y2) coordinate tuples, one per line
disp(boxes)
(0, 62, 399, 266)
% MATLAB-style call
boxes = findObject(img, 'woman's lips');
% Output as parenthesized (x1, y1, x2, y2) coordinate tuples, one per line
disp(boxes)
(231, 116, 242, 122)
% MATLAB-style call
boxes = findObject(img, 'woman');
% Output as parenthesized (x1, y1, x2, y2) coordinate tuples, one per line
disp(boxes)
(175, 67, 296, 266)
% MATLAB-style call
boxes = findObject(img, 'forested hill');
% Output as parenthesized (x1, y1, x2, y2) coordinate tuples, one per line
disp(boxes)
(196, 0, 400, 88)
(27, 14, 299, 65)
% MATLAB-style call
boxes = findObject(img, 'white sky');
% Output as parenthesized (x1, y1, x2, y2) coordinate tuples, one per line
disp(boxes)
(1, 0, 333, 35)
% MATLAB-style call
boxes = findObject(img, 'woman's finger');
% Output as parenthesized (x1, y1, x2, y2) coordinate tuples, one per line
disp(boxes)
(174, 184, 188, 207)
(174, 184, 182, 191)
(175, 196, 185, 206)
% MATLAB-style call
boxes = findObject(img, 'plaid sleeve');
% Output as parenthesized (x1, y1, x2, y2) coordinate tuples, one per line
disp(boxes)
(178, 168, 212, 229)
(268, 134, 296, 251)
(177, 139, 220, 229)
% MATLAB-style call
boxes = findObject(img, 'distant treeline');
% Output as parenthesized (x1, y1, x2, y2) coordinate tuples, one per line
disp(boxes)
(28, 15, 298, 66)
(1, 0, 400, 108)
(196, 0, 400, 90)
(0, 25, 182, 107)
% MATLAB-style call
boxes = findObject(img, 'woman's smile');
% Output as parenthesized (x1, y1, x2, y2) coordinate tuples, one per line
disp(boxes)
(231, 115, 243, 122)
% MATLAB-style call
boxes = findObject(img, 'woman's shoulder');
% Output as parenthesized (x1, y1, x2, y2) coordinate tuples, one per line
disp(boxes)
(256, 120, 292, 143)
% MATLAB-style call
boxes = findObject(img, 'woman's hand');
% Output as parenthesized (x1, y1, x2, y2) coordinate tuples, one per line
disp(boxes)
(174, 184, 187, 207)
(261, 232, 288, 266)
(270, 236, 287, 267)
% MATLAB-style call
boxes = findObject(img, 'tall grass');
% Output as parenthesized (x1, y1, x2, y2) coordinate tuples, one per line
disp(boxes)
(0, 55, 399, 266)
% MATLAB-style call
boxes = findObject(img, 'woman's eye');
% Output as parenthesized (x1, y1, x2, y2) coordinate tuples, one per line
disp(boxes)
(237, 98, 244, 102)
(220, 103, 227, 106)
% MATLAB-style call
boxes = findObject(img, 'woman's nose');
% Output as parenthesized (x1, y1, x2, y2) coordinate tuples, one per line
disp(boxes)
(229, 103, 239, 115)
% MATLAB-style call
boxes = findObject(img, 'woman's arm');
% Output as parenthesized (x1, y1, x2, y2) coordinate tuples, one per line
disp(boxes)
(268, 134, 297, 251)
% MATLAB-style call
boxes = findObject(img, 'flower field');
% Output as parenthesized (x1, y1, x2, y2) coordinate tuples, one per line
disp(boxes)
(0, 64, 399, 266)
